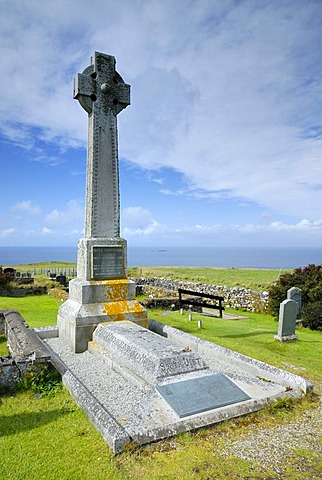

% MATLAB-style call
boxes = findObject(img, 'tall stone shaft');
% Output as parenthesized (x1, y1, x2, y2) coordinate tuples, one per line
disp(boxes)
(73, 52, 130, 238)
(58, 52, 147, 353)
(85, 110, 119, 238)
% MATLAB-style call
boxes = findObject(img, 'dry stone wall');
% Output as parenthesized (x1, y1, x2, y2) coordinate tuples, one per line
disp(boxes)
(0, 310, 51, 392)
(132, 278, 269, 313)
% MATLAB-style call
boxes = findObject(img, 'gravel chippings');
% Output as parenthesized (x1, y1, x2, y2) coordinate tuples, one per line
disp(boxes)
(45, 337, 146, 421)
(220, 401, 322, 477)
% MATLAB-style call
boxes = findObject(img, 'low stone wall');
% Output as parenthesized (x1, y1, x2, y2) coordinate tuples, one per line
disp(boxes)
(131, 278, 269, 313)
(140, 298, 180, 310)
(0, 356, 31, 393)
(0, 310, 51, 392)
(0, 286, 47, 297)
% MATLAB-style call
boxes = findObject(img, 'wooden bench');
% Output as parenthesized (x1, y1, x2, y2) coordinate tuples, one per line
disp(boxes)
(178, 288, 225, 318)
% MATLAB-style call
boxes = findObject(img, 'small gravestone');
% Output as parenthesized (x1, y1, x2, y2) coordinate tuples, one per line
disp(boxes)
(287, 287, 302, 319)
(274, 299, 298, 342)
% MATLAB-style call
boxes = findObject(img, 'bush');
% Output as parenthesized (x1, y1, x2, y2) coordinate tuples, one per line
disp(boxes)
(0, 268, 13, 290)
(268, 264, 322, 330)
(302, 300, 322, 331)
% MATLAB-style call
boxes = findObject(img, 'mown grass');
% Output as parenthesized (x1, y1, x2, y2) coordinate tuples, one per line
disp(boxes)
(148, 308, 322, 388)
(0, 390, 128, 480)
(0, 295, 61, 328)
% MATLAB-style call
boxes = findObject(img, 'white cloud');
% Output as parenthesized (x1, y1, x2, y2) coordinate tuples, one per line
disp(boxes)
(269, 219, 322, 232)
(122, 206, 164, 235)
(44, 200, 84, 231)
(11, 201, 41, 215)
(0, 228, 16, 238)
(127, 215, 322, 246)
(0, 0, 322, 224)
(175, 218, 322, 238)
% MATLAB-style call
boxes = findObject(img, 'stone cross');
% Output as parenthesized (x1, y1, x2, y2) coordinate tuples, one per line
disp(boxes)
(73, 51, 130, 238)
(58, 52, 147, 353)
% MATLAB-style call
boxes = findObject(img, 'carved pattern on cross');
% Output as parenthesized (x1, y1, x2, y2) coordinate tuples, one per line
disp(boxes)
(73, 52, 130, 115)
(73, 52, 130, 239)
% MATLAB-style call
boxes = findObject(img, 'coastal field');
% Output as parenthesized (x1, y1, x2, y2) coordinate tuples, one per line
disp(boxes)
(0, 264, 321, 479)
(129, 265, 288, 290)
(8, 261, 289, 290)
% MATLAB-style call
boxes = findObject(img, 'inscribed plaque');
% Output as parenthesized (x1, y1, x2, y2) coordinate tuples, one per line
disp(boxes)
(92, 246, 125, 279)
(156, 373, 250, 418)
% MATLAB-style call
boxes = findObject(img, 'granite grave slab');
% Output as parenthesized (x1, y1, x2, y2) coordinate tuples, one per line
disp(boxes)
(92, 321, 209, 385)
(156, 373, 251, 418)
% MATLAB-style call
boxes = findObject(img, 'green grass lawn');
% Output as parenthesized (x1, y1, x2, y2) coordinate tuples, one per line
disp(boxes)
(0, 273, 321, 479)
(0, 389, 128, 480)
(149, 308, 322, 389)
(0, 294, 61, 328)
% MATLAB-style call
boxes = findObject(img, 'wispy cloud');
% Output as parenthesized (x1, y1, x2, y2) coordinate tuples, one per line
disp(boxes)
(0, 228, 16, 238)
(11, 201, 41, 215)
(44, 200, 84, 232)
(122, 206, 164, 236)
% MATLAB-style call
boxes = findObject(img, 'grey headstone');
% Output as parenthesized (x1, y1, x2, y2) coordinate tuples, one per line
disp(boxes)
(275, 299, 298, 342)
(156, 373, 250, 418)
(287, 287, 302, 319)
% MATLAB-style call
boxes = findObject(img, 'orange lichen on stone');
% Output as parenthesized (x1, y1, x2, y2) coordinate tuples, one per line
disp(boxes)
(101, 300, 147, 327)
(102, 300, 145, 315)
(103, 279, 134, 302)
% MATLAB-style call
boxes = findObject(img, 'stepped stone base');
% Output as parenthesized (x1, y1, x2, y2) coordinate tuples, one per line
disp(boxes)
(58, 278, 147, 353)
(45, 318, 313, 453)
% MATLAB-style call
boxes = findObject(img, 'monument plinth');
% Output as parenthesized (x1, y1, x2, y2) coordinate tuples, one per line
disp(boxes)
(58, 52, 147, 353)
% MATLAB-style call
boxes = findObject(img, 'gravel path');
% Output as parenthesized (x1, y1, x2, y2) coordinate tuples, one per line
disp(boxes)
(220, 399, 322, 477)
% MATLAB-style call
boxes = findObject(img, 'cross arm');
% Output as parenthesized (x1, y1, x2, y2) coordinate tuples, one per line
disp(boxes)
(73, 73, 95, 114)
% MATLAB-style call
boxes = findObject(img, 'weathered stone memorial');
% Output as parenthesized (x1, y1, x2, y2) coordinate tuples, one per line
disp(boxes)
(58, 52, 147, 352)
(275, 299, 298, 342)
(34, 52, 313, 454)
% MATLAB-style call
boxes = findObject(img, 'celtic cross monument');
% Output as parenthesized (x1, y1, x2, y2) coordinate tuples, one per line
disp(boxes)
(58, 52, 147, 353)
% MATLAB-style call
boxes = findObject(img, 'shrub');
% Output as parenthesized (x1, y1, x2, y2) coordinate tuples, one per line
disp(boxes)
(0, 268, 13, 290)
(302, 300, 322, 331)
(268, 264, 322, 330)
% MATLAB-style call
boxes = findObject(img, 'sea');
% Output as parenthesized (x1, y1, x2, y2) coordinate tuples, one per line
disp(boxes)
(0, 246, 322, 270)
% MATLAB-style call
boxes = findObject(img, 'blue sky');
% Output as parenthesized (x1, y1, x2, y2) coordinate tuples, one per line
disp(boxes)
(1, 0, 322, 247)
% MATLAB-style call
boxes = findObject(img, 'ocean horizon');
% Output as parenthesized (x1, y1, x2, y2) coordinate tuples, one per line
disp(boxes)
(0, 245, 322, 270)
